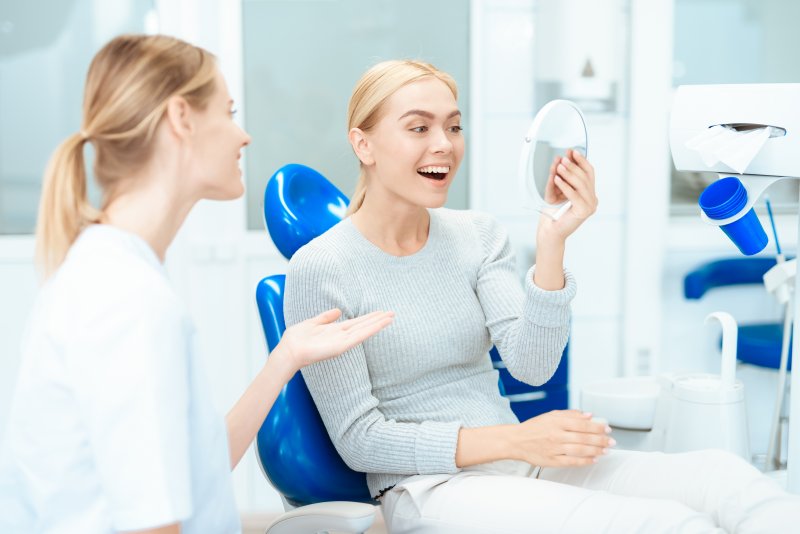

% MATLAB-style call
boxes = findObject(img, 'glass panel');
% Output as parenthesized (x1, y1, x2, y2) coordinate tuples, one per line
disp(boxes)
(671, 0, 800, 214)
(242, 0, 470, 231)
(0, 0, 156, 235)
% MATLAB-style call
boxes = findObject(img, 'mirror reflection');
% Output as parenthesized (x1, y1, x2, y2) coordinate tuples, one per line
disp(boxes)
(520, 100, 588, 219)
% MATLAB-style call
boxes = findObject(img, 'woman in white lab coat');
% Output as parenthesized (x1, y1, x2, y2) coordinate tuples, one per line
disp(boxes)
(1, 34, 393, 534)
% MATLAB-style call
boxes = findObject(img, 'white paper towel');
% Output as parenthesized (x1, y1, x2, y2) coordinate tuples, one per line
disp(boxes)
(685, 125, 771, 174)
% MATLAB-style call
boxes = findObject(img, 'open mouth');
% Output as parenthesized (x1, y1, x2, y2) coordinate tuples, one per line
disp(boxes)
(417, 165, 450, 181)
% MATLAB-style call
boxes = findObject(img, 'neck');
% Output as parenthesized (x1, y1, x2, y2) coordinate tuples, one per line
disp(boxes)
(350, 191, 431, 256)
(101, 171, 194, 262)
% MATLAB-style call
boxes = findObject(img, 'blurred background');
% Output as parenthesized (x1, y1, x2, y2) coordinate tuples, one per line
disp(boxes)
(1, 0, 797, 516)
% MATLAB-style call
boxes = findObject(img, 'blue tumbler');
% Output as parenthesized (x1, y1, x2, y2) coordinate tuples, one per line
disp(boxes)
(699, 177, 768, 256)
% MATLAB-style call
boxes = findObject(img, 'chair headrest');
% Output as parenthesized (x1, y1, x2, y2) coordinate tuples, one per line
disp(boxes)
(264, 163, 350, 260)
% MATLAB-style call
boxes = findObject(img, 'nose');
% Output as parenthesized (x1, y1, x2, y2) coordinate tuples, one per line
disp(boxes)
(241, 128, 252, 147)
(430, 126, 453, 154)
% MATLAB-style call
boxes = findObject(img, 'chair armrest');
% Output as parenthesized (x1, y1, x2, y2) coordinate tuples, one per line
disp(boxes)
(683, 257, 777, 299)
(265, 501, 376, 534)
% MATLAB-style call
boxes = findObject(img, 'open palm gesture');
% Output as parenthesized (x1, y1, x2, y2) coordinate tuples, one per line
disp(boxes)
(280, 308, 394, 370)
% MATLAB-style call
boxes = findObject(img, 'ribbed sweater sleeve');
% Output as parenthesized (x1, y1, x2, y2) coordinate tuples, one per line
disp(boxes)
(472, 213, 576, 385)
(283, 245, 462, 478)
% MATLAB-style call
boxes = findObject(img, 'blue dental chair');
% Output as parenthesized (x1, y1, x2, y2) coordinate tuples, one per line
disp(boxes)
(684, 257, 792, 371)
(254, 163, 568, 532)
(684, 256, 793, 466)
(255, 164, 374, 534)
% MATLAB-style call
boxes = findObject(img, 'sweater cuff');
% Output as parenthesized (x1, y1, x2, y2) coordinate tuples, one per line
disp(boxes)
(414, 420, 462, 474)
(523, 266, 576, 328)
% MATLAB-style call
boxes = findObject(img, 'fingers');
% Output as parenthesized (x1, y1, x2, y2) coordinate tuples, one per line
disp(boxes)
(559, 414, 611, 435)
(560, 443, 608, 459)
(555, 155, 595, 208)
(544, 156, 564, 204)
(556, 149, 597, 207)
(339, 310, 385, 331)
(339, 311, 394, 331)
(347, 314, 394, 343)
(345, 311, 394, 338)
(313, 308, 342, 324)
(570, 149, 596, 185)
(552, 455, 598, 467)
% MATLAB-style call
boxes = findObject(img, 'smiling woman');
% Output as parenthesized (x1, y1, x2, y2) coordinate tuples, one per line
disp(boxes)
(283, 59, 800, 534)
(345, 62, 464, 222)
(241, 0, 470, 230)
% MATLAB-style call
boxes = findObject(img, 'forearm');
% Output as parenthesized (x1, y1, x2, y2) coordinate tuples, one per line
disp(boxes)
(455, 424, 517, 467)
(225, 346, 297, 469)
(532, 235, 565, 290)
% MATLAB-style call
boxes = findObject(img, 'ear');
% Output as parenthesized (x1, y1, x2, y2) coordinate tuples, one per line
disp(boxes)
(348, 127, 374, 166)
(164, 95, 194, 140)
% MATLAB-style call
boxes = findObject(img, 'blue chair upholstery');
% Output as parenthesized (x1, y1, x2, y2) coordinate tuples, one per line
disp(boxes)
(490, 346, 569, 421)
(255, 164, 373, 506)
(255, 163, 569, 508)
(683, 257, 791, 370)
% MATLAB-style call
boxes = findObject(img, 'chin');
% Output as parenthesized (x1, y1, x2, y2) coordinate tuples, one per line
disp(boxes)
(209, 183, 245, 201)
(421, 191, 448, 209)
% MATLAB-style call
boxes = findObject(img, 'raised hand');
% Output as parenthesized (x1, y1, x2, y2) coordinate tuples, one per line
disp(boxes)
(509, 409, 613, 467)
(538, 148, 598, 243)
(279, 309, 394, 371)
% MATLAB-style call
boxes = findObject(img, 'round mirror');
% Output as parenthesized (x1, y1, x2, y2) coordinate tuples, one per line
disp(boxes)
(518, 100, 588, 219)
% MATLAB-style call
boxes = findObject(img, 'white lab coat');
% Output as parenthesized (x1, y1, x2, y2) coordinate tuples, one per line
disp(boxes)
(1, 225, 239, 533)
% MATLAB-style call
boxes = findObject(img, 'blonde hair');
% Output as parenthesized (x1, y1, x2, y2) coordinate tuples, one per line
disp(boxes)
(346, 60, 458, 215)
(35, 34, 218, 277)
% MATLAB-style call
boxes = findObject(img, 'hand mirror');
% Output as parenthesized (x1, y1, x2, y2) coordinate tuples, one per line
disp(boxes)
(518, 100, 588, 220)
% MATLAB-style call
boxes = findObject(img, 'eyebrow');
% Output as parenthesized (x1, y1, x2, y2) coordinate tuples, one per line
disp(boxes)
(398, 109, 461, 121)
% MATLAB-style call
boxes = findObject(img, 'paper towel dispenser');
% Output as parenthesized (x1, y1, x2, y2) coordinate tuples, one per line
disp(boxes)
(670, 83, 800, 177)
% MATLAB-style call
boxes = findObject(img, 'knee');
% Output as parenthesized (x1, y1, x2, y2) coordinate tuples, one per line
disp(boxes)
(641, 500, 719, 532)
(695, 449, 754, 470)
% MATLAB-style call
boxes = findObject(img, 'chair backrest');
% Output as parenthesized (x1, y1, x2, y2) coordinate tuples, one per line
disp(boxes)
(255, 164, 373, 506)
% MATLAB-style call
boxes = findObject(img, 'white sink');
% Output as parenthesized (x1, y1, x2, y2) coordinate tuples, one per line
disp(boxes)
(581, 377, 662, 430)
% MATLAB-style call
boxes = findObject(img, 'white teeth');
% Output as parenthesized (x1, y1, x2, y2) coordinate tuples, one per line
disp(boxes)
(418, 166, 450, 174)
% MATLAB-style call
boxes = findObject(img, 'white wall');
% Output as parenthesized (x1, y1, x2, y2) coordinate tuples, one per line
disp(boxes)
(1, 0, 788, 516)
(471, 0, 639, 407)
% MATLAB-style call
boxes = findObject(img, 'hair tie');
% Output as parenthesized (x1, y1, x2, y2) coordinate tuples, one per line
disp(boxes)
(79, 130, 90, 141)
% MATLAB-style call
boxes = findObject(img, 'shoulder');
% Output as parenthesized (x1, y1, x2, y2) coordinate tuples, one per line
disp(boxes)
(287, 220, 352, 277)
(43, 231, 185, 338)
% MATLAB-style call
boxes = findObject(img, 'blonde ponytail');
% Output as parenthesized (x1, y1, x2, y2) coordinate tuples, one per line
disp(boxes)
(346, 171, 368, 216)
(35, 133, 101, 277)
(33, 34, 217, 279)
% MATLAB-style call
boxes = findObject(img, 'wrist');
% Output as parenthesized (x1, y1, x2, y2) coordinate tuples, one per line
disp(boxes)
(456, 424, 517, 467)
(535, 231, 566, 256)
(265, 344, 300, 381)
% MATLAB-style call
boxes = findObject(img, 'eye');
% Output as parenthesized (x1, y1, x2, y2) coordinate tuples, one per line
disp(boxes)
(410, 125, 428, 133)
(449, 125, 463, 134)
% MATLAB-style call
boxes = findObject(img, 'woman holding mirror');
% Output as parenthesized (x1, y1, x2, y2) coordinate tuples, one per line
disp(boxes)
(284, 59, 800, 533)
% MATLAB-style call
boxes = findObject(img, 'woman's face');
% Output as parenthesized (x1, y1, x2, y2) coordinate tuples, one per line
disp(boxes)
(362, 77, 464, 209)
(188, 70, 251, 201)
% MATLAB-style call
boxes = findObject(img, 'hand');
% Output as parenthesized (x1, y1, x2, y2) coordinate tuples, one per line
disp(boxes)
(538, 149, 598, 244)
(279, 309, 394, 371)
(507, 410, 613, 467)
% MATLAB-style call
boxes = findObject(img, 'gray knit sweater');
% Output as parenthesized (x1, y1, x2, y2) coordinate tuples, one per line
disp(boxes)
(283, 208, 575, 498)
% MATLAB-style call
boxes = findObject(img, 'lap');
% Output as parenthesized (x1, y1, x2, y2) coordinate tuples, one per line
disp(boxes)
(381, 456, 719, 534)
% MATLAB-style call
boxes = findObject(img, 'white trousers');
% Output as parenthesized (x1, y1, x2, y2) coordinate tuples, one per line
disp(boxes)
(380, 450, 800, 533)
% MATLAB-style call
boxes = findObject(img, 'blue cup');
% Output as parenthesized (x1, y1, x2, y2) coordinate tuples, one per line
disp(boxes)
(699, 177, 768, 256)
